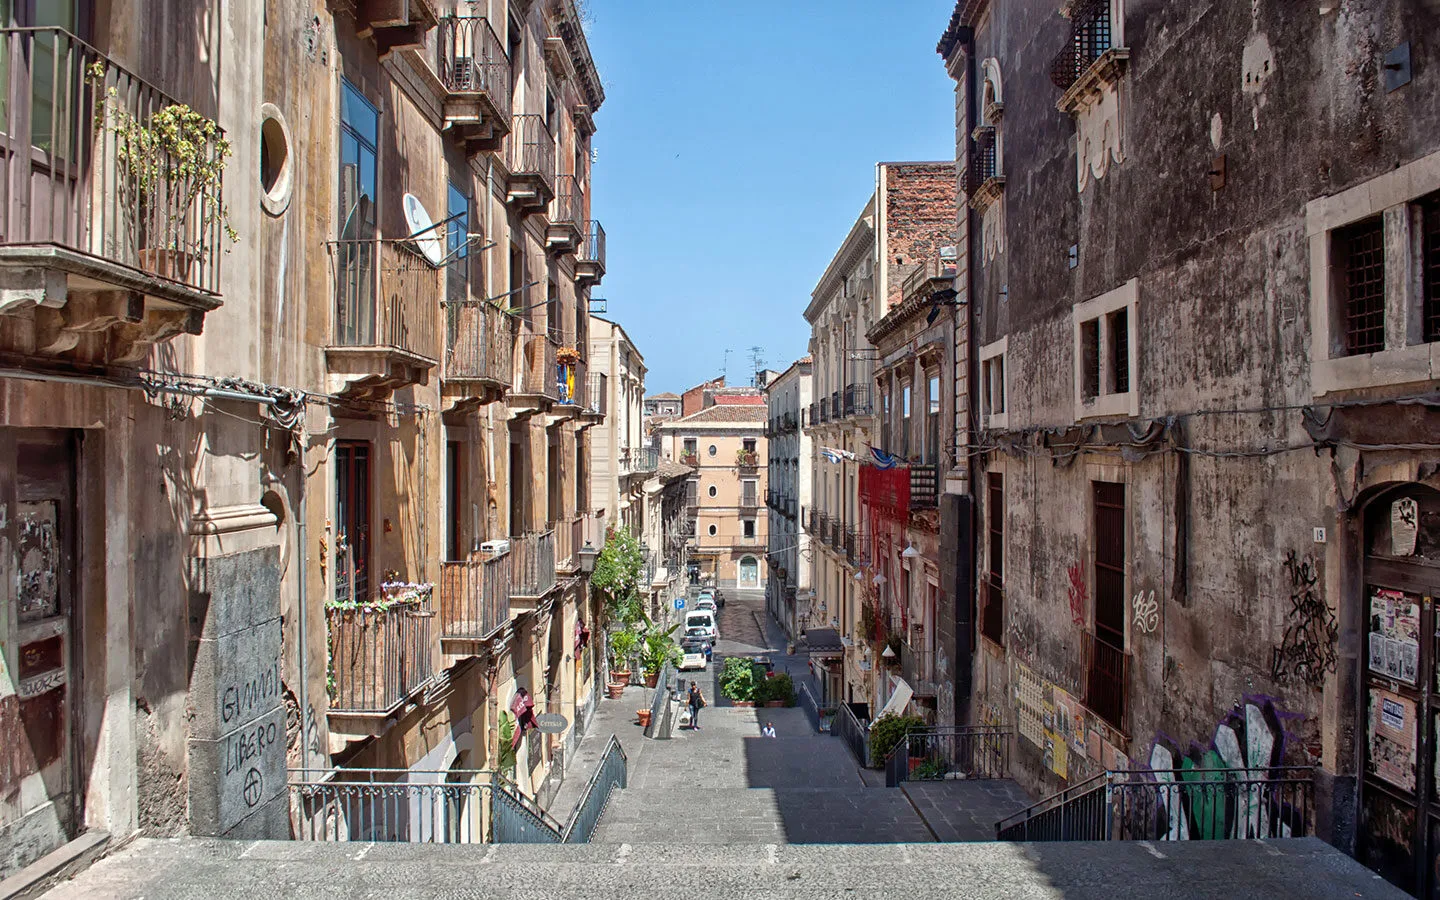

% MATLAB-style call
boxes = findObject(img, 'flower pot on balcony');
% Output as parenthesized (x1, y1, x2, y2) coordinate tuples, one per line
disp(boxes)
(644, 671, 659, 688)
(138, 247, 196, 282)
(606, 681, 626, 700)
(636, 709, 652, 728)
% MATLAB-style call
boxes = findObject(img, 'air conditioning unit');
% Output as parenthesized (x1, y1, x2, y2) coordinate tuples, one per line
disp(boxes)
(452, 57, 476, 91)
(480, 539, 510, 557)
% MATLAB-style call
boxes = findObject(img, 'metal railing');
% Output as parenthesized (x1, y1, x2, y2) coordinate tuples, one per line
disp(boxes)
(964, 127, 999, 195)
(900, 640, 936, 695)
(1083, 630, 1130, 733)
(585, 372, 607, 415)
(328, 240, 440, 360)
(551, 174, 585, 227)
(510, 529, 557, 597)
(843, 384, 871, 417)
(796, 681, 831, 734)
(520, 334, 559, 399)
(736, 449, 759, 467)
(556, 514, 592, 571)
(491, 773, 565, 843)
(507, 113, 555, 193)
(436, 16, 510, 118)
(326, 590, 435, 714)
(0, 28, 226, 295)
(833, 702, 870, 768)
(445, 299, 513, 385)
(1051, 0, 1115, 91)
(440, 551, 511, 641)
(996, 767, 1315, 843)
(289, 768, 492, 843)
(561, 735, 628, 842)
(910, 464, 939, 509)
(622, 446, 659, 473)
(580, 220, 606, 271)
(884, 726, 1010, 787)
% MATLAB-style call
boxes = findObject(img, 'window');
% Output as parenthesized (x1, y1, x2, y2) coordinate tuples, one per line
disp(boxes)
(446, 182, 470, 304)
(926, 373, 940, 465)
(742, 480, 757, 507)
(1334, 217, 1386, 356)
(684, 438, 697, 453)
(1072, 278, 1138, 420)
(981, 472, 1004, 646)
(1087, 480, 1128, 731)
(337, 80, 378, 344)
(708, 444, 717, 457)
(901, 382, 912, 457)
(708, 524, 718, 537)
(335, 441, 372, 605)
(743, 519, 755, 539)
(743, 438, 756, 452)
(980, 338, 1008, 430)
(707, 485, 717, 498)
(1308, 158, 1440, 397)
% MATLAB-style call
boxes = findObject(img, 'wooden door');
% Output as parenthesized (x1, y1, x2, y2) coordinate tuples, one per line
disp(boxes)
(0, 428, 79, 874)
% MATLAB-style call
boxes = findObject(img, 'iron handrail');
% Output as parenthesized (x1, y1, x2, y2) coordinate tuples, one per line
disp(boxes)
(560, 735, 628, 843)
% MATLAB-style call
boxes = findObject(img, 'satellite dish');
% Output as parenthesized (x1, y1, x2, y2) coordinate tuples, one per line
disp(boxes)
(402, 193, 444, 266)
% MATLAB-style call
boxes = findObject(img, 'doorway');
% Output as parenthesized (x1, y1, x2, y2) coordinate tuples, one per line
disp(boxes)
(1357, 484, 1440, 896)
(0, 429, 80, 874)
(738, 555, 759, 589)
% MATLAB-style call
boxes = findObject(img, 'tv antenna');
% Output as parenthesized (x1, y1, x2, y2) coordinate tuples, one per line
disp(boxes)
(748, 346, 766, 385)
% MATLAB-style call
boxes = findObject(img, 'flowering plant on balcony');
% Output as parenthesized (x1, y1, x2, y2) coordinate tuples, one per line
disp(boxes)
(736, 449, 759, 466)
(679, 450, 699, 466)
(326, 577, 433, 612)
(556, 345, 582, 364)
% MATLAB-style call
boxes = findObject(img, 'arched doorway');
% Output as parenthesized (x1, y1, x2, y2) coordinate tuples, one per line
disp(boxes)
(738, 555, 759, 589)
(1357, 483, 1440, 895)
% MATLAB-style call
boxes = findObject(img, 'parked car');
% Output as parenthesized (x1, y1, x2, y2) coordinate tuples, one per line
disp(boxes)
(685, 610, 718, 642)
(678, 650, 707, 671)
(693, 597, 717, 613)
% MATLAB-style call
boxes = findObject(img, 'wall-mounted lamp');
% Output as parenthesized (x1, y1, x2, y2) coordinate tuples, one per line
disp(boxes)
(872, 573, 886, 586)
(881, 644, 897, 660)
(578, 541, 598, 574)
(901, 542, 920, 559)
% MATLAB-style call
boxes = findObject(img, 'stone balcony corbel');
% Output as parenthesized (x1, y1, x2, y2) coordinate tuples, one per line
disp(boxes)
(1056, 47, 1129, 116)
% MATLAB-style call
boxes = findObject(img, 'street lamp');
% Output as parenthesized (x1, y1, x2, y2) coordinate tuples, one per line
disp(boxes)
(881, 644, 897, 660)
(902, 542, 920, 559)
(578, 541, 598, 574)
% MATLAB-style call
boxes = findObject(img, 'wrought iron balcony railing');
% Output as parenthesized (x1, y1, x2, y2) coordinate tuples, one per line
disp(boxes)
(444, 299, 513, 386)
(551, 173, 585, 227)
(1050, 0, 1115, 91)
(964, 127, 1000, 195)
(577, 220, 606, 284)
(0, 27, 226, 295)
(519, 335, 559, 400)
(440, 551, 511, 641)
(507, 113, 555, 193)
(436, 16, 511, 119)
(900, 640, 937, 696)
(511, 529, 557, 598)
(327, 586, 435, 715)
(328, 240, 440, 361)
(910, 464, 939, 510)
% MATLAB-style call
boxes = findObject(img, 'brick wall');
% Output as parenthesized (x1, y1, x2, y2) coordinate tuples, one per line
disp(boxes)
(884, 162, 958, 309)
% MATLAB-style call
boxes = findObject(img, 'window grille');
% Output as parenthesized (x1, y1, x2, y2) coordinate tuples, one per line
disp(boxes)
(1422, 193, 1440, 344)
(1337, 217, 1386, 356)
(1110, 308, 1129, 394)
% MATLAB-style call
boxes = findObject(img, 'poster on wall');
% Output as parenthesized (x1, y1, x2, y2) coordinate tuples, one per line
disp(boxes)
(1367, 687, 1417, 792)
(1392, 497, 1419, 557)
(1369, 588, 1421, 685)
(1013, 663, 1046, 749)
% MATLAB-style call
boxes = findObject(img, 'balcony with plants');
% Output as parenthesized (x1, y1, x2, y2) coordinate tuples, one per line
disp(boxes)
(434, 15, 511, 153)
(327, 578, 436, 717)
(736, 448, 760, 469)
(0, 32, 235, 369)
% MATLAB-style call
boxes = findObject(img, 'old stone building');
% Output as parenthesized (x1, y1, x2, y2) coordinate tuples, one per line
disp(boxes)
(940, 0, 1440, 891)
(764, 357, 813, 641)
(588, 316, 651, 536)
(0, 0, 613, 875)
(657, 396, 768, 592)
(803, 162, 959, 716)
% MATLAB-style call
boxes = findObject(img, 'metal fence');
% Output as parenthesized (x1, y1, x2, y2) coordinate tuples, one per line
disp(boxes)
(796, 681, 831, 734)
(289, 768, 491, 843)
(580, 220, 605, 271)
(561, 736, 628, 843)
(551, 173, 585, 227)
(511, 529, 557, 597)
(326, 592, 435, 714)
(521, 334, 559, 399)
(995, 766, 1316, 843)
(491, 773, 565, 843)
(0, 27, 226, 295)
(445, 298, 512, 386)
(508, 113, 555, 192)
(833, 702, 870, 768)
(439, 551, 511, 641)
(884, 726, 1010, 787)
(328, 239, 440, 359)
(436, 15, 510, 118)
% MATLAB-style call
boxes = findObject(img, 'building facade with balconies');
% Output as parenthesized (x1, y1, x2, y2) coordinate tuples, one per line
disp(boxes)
(764, 358, 812, 641)
(657, 403, 769, 592)
(588, 316, 651, 536)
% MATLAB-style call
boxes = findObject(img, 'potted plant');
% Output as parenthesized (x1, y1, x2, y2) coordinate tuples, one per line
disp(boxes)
(636, 708, 652, 728)
(868, 713, 927, 769)
(90, 62, 237, 280)
(607, 627, 639, 698)
(640, 621, 682, 688)
(718, 657, 759, 707)
(756, 672, 795, 708)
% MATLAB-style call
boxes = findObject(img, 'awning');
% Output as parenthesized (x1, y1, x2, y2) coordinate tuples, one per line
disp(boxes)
(797, 628, 844, 657)
(875, 678, 914, 721)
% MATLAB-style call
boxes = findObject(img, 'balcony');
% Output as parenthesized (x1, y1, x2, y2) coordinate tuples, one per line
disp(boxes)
(556, 513, 604, 574)
(576, 221, 606, 287)
(736, 448, 759, 469)
(680, 450, 699, 467)
(859, 464, 939, 518)
(1083, 630, 1130, 734)
(740, 491, 759, 513)
(514, 334, 559, 403)
(327, 585, 435, 716)
(831, 391, 842, 420)
(442, 299, 513, 408)
(843, 384, 872, 417)
(326, 240, 440, 400)
(622, 446, 660, 475)
(439, 551, 511, 643)
(964, 127, 1005, 213)
(353, 0, 439, 56)
(546, 174, 585, 253)
(901, 640, 938, 697)
(510, 530, 557, 598)
(435, 16, 510, 153)
(910, 465, 938, 509)
(506, 114, 555, 212)
(0, 29, 228, 369)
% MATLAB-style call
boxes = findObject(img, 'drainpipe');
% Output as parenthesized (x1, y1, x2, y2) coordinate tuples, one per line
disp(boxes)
(296, 445, 311, 776)
(955, 26, 980, 729)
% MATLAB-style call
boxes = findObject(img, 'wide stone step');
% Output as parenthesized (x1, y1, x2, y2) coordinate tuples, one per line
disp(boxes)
(39, 837, 1407, 900)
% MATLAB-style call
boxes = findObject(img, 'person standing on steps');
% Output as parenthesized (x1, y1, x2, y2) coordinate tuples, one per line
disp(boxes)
(762, 722, 776, 738)
(688, 682, 705, 730)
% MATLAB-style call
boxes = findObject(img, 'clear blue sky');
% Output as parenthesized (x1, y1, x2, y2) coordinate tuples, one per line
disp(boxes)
(585, 1, 957, 395)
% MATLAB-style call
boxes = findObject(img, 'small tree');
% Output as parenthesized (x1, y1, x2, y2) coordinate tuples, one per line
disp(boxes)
(592, 527, 645, 628)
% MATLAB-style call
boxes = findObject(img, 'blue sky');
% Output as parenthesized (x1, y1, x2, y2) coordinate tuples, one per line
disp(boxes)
(585, 1, 957, 395)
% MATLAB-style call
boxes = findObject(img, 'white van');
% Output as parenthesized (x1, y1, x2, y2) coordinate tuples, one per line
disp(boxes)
(685, 610, 717, 642)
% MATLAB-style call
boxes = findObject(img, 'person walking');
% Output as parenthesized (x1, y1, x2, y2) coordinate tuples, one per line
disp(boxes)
(687, 682, 705, 730)
(762, 722, 777, 738)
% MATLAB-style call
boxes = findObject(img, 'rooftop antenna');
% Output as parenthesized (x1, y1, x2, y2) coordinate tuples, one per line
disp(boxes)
(748, 346, 765, 386)
(722, 348, 733, 381)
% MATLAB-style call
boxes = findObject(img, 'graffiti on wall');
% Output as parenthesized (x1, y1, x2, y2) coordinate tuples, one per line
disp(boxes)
(1270, 551, 1338, 688)
(1143, 696, 1307, 841)
(1132, 590, 1159, 635)
(1066, 564, 1087, 626)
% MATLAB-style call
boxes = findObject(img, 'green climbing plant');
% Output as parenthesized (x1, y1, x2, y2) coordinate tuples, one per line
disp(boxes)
(592, 527, 645, 628)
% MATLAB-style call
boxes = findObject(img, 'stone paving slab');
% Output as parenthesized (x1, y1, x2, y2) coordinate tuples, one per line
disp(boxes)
(39, 837, 1410, 900)
(902, 780, 1036, 842)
